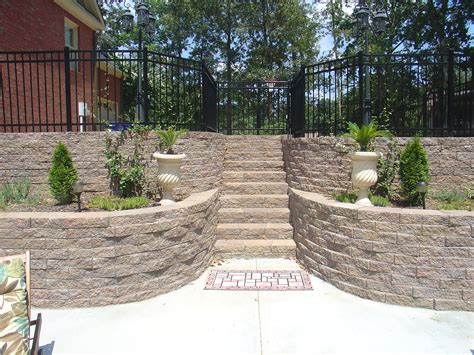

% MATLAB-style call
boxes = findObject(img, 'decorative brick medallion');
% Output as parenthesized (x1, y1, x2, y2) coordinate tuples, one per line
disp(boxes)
(205, 270, 312, 291)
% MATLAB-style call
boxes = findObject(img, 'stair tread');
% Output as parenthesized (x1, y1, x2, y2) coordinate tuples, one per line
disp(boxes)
(220, 194, 288, 198)
(219, 207, 289, 212)
(217, 222, 293, 229)
(223, 182, 287, 186)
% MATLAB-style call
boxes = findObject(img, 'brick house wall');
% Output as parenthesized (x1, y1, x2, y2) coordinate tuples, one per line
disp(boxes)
(0, 0, 120, 132)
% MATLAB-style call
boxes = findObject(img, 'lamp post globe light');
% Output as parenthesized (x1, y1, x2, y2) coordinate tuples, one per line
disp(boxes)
(352, 0, 388, 125)
(119, 0, 156, 123)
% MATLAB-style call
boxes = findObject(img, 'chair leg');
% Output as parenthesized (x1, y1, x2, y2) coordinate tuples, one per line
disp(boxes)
(30, 313, 42, 355)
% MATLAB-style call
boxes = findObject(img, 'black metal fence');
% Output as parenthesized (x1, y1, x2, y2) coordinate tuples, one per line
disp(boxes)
(299, 51, 473, 137)
(217, 81, 290, 135)
(1, 48, 472, 136)
(0, 48, 216, 132)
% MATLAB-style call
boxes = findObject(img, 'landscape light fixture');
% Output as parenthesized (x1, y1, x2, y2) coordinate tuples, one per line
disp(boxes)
(72, 181, 85, 212)
(416, 182, 428, 209)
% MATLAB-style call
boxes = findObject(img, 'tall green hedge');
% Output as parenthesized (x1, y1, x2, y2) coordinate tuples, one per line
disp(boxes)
(48, 142, 78, 204)
(399, 137, 429, 205)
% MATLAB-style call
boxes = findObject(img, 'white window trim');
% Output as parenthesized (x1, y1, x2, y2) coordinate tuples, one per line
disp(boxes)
(64, 18, 79, 50)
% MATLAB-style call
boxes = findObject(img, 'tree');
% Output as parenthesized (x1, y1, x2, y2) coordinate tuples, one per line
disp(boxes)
(48, 143, 78, 205)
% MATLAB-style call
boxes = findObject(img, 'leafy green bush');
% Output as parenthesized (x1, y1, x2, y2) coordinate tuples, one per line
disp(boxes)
(105, 123, 151, 197)
(156, 127, 188, 154)
(339, 121, 391, 151)
(0, 179, 39, 208)
(370, 194, 389, 207)
(399, 137, 429, 205)
(48, 142, 78, 204)
(335, 192, 358, 203)
(89, 196, 149, 211)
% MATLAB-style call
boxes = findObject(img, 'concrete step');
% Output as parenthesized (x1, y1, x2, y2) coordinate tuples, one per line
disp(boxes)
(224, 151, 283, 161)
(222, 182, 288, 195)
(223, 171, 287, 183)
(218, 207, 290, 223)
(214, 239, 296, 259)
(216, 223, 294, 240)
(224, 160, 284, 171)
(220, 194, 289, 208)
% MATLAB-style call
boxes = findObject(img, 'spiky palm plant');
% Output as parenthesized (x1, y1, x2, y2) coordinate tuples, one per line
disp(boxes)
(340, 121, 392, 151)
(155, 127, 188, 154)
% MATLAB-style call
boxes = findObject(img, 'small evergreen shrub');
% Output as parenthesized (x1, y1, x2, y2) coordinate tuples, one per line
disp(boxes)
(48, 142, 78, 204)
(89, 196, 149, 211)
(399, 137, 429, 205)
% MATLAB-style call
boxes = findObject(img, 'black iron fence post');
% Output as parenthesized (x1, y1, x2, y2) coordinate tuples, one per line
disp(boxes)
(447, 48, 454, 132)
(290, 65, 305, 137)
(143, 47, 149, 125)
(202, 63, 217, 132)
(357, 51, 364, 127)
(64, 47, 72, 132)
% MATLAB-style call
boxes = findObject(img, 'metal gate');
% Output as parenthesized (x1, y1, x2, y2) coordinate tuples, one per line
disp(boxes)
(217, 81, 290, 135)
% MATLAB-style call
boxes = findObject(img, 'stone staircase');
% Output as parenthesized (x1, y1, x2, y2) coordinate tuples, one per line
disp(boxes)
(215, 136, 296, 258)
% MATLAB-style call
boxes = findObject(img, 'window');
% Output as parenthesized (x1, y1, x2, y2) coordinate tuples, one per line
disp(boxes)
(64, 19, 79, 70)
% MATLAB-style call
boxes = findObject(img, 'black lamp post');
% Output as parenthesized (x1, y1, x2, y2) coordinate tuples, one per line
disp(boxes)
(352, 0, 388, 125)
(120, 0, 156, 123)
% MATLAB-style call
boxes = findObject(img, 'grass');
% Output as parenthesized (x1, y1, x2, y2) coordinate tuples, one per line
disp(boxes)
(0, 179, 39, 208)
(88, 196, 149, 211)
(432, 188, 473, 211)
(335, 192, 389, 207)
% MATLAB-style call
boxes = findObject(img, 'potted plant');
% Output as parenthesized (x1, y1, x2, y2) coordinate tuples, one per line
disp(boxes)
(341, 122, 391, 206)
(153, 127, 188, 204)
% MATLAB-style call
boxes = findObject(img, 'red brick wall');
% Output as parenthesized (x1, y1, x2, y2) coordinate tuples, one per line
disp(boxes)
(0, 0, 98, 131)
(0, 0, 94, 51)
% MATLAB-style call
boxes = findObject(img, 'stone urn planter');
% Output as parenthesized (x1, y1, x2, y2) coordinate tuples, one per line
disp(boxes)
(350, 151, 381, 206)
(153, 152, 186, 205)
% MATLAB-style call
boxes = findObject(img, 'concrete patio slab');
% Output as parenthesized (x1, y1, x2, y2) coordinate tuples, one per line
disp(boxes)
(33, 258, 474, 355)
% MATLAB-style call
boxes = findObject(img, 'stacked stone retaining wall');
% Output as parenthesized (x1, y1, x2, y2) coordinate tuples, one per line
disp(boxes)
(291, 188, 474, 311)
(282, 137, 474, 197)
(0, 131, 225, 200)
(0, 189, 219, 308)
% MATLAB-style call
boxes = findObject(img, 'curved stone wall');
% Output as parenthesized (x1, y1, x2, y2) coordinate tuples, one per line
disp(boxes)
(290, 188, 474, 311)
(0, 189, 219, 308)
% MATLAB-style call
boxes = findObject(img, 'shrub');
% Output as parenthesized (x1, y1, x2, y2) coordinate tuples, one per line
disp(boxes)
(0, 179, 39, 207)
(335, 192, 358, 203)
(89, 196, 149, 211)
(375, 138, 400, 198)
(156, 127, 188, 154)
(433, 188, 473, 211)
(48, 142, 78, 204)
(370, 194, 389, 207)
(339, 121, 391, 151)
(105, 122, 151, 197)
(399, 137, 429, 205)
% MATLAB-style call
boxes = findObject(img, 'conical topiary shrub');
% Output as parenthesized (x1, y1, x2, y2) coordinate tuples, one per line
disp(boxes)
(399, 136, 429, 205)
(48, 142, 78, 204)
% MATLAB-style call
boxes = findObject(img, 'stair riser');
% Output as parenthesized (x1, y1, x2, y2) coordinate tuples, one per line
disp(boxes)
(223, 171, 287, 183)
(215, 251, 296, 259)
(218, 211, 290, 223)
(216, 228, 293, 240)
(224, 161, 284, 171)
(225, 153, 283, 161)
(222, 184, 288, 195)
(220, 196, 288, 208)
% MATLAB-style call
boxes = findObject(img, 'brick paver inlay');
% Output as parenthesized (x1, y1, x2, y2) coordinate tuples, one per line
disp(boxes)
(205, 270, 312, 291)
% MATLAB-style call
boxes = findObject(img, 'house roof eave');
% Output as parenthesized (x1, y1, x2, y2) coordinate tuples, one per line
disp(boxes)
(54, 0, 105, 31)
